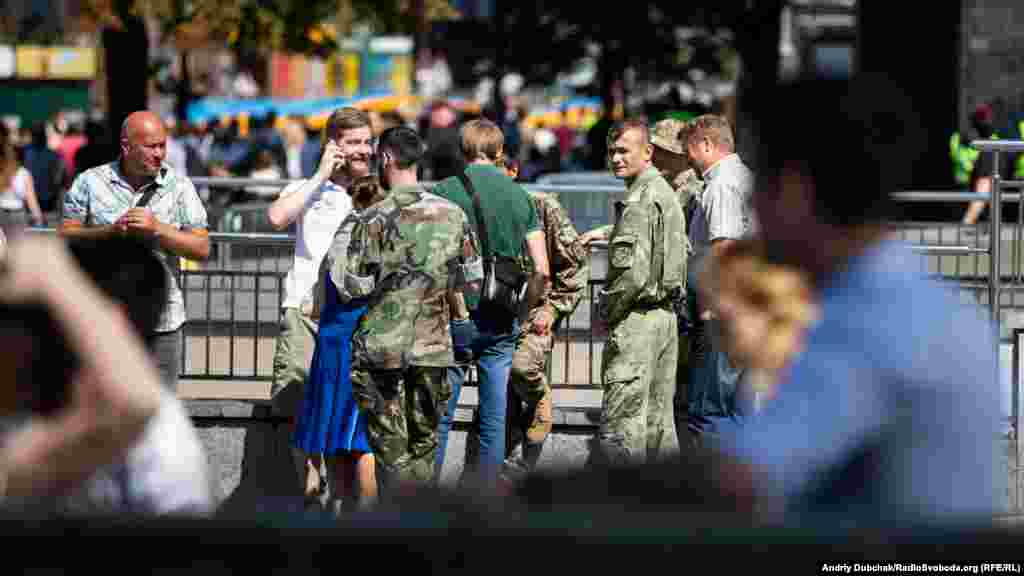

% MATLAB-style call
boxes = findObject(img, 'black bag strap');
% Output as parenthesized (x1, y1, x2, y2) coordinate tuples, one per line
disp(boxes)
(134, 182, 160, 208)
(457, 170, 492, 260)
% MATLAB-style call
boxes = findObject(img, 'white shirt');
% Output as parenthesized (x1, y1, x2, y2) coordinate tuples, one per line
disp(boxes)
(0, 167, 31, 211)
(687, 153, 755, 266)
(281, 179, 353, 310)
(66, 390, 214, 516)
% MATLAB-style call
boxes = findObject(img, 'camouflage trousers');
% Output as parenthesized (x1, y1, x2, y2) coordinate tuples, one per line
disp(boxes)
(594, 307, 680, 467)
(510, 308, 554, 405)
(503, 308, 559, 476)
(352, 366, 451, 491)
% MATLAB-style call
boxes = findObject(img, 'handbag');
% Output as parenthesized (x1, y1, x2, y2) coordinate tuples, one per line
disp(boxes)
(456, 170, 528, 317)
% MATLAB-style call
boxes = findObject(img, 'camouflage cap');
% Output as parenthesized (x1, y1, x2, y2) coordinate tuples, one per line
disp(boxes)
(650, 118, 686, 155)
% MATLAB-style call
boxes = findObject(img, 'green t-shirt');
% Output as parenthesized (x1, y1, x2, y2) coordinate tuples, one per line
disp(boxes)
(433, 163, 540, 311)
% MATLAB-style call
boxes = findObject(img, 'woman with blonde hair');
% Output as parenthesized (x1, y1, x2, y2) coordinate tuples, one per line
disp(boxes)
(696, 239, 820, 403)
(0, 124, 43, 236)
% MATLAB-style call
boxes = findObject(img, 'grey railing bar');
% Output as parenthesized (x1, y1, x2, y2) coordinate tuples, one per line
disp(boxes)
(891, 191, 1022, 203)
(910, 245, 988, 256)
(972, 139, 1024, 153)
(192, 177, 301, 188)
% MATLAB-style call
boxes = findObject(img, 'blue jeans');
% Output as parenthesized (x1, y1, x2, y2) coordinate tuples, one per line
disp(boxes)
(685, 264, 747, 443)
(434, 309, 519, 486)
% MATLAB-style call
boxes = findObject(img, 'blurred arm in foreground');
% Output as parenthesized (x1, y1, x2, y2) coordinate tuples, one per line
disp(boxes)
(0, 236, 161, 500)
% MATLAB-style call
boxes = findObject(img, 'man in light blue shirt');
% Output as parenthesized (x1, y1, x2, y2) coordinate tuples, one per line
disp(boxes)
(716, 75, 1004, 523)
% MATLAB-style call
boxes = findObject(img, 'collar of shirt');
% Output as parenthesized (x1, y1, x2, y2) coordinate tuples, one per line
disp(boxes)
(624, 165, 662, 200)
(108, 159, 172, 196)
(702, 153, 740, 181)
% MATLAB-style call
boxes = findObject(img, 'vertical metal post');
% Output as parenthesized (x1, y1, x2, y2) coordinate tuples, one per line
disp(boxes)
(992, 151, 1002, 335)
(991, 152, 1011, 476)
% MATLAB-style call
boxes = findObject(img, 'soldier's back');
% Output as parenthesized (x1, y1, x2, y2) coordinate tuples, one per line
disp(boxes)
(350, 185, 471, 369)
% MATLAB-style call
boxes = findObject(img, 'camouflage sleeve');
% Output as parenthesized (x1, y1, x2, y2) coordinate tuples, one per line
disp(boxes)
(544, 195, 589, 318)
(342, 213, 379, 300)
(329, 213, 361, 302)
(597, 197, 652, 326)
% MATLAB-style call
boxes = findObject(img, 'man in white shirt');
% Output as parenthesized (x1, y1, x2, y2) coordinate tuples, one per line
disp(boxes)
(266, 107, 372, 507)
(682, 114, 756, 448)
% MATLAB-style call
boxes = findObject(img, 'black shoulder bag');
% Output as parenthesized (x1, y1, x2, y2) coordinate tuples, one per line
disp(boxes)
(456, 170, 529, 317)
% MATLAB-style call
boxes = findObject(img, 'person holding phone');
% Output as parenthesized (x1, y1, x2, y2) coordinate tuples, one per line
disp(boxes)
(266, 107, 372, 511)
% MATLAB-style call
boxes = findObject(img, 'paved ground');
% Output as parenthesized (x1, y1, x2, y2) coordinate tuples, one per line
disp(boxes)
(185, 383, 598, 511)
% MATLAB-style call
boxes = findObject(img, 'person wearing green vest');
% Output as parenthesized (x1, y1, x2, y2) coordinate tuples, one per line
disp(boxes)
(962, 104, 1011, 225)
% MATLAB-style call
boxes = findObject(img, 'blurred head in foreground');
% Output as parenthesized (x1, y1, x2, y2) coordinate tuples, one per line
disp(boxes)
(753, 73, 922, 281)
(0, 237, 167, 417)
(711, 73, 1004, 524)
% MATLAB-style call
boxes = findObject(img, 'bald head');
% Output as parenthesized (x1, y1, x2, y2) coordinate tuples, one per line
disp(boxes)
(120, 110, 167, 179)
(121, 111, 165, 144)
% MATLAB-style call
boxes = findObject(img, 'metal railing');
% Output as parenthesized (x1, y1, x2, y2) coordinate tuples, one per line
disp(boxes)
(35, 169, 1024, 510)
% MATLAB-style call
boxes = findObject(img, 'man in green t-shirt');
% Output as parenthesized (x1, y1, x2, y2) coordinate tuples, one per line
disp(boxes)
(431, 118, 551, 490)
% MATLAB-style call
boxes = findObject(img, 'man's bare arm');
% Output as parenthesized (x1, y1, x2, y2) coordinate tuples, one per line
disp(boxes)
(156, 226, 210, 261)
(59, 220, 122, 240)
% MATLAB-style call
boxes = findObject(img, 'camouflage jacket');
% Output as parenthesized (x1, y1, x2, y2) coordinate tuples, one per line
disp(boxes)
(673, 168, 703, 217)
(673, 168, 701, 259)
(522, 191, 589, 321)
(597, 165, 687, 327)
(585, 167, 699, 249)
(339, 184, 484, 370)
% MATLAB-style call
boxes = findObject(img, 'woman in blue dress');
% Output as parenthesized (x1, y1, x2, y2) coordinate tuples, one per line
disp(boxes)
(292, 175, 382, 513)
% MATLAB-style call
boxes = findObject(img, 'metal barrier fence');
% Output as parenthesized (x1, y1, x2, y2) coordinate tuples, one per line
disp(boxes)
(31, 176, 1021, 391)
(32, 168, 1024, 509)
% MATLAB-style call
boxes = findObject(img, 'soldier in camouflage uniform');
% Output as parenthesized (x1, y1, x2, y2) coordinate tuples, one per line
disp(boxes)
(591, 119, 686, 467)
(338, 126, 483, 490)
(503, 188, 589, 477)
(579, 118, 702, 246)
(581, 118, 701, 448)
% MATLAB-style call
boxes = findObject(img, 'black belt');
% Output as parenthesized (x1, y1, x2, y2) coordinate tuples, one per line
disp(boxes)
(633, 301, 672, 312)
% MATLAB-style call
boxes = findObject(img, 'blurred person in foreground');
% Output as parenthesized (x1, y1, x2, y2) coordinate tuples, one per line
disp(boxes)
(713, 74, 1004, 522)
(59, 110, 210, 393)
(696, 239, 819, 404)
(341, 126, 483, 493)
(0, 235, 212, 515)
(267, 108, 369, 509)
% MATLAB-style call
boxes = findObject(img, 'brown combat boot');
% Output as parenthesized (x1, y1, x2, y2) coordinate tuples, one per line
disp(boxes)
(525, 387, 553, 444)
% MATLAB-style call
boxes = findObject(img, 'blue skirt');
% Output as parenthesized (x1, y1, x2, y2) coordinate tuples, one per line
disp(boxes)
(292, 300, 371, 455)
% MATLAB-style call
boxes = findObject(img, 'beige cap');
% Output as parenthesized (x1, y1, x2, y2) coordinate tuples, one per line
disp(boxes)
(650, 118, 686, 155)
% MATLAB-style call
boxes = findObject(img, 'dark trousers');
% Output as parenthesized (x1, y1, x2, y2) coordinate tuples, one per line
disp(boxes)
(146, 329, 182, 392)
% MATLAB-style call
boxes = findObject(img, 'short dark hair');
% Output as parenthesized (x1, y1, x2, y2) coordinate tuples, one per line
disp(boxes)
(607, 118, 649, 147)
(378, 126, 425, 170)
(755, 73, 923, 227)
